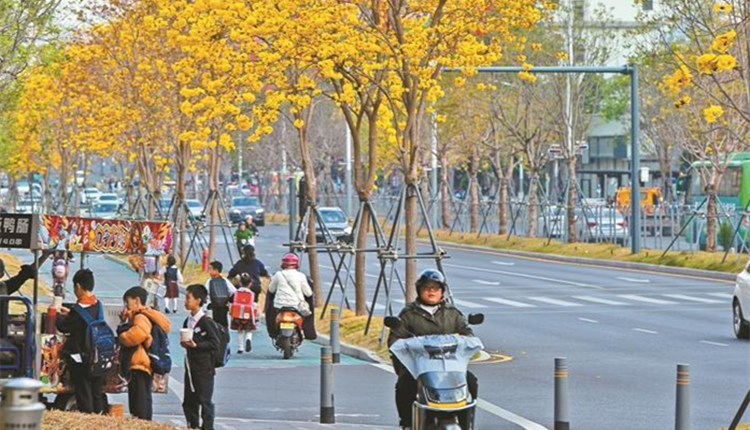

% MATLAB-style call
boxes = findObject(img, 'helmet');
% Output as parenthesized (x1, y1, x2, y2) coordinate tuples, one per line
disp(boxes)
(281, 253, 300, 269)
(416, 269, 445, 292)
(245, 215, 254, 223)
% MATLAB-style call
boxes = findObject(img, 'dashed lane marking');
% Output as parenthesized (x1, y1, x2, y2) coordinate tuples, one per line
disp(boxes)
(492, 261, 516, 266)
(483, 297, 537, 308)
(452, 298, 488, 308)
(618, 295, 677, 305)
(662, 294, 722, 304)
(573, 295, 629, 306)
(617, 277, 651, 284)
(633, 328, 658, 334)
(528, 297, 582, 307)
(444, 263, 602, 289)
(578, 317, 599, 323)
(473, 279, 501, 286)
(700, 340, 729, 347)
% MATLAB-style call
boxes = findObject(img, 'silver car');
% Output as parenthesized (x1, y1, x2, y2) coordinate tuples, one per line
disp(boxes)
(316, 207, 352, 243)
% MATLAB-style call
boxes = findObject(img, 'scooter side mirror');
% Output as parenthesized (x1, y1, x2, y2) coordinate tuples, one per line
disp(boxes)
(384, 316, 403, 330)
(468, 313, 484, 325)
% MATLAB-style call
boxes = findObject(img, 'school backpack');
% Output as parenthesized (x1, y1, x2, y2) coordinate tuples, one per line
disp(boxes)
(147, 321, 172, 375)
(209, 278, 230, 308)
(230, 290, 256, 321)
(52, 259, 67, 279)
(205, 317, 231, 368)
(73, 302, 117, 377)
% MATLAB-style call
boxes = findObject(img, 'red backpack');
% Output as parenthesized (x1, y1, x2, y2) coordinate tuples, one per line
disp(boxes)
(231, 290, 256, 321)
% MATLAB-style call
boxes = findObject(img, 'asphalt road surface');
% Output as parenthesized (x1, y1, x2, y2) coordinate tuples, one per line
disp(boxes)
(9, 221, 750, 430)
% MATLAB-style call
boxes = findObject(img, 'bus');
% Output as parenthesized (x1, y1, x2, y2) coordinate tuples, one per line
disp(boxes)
(687, 153, 750, 210)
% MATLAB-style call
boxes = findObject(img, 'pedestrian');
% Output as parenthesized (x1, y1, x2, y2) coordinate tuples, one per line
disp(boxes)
(228, 245, 269, 301)
(160, 255, 184, 314)
(205, 261, 235, 328)
(182, 284, 220, 430)
(231, 273, 258, 354)
(56, 269, 109, 414)
(243, 215, 260, 243)
(118, 286, 171, 420)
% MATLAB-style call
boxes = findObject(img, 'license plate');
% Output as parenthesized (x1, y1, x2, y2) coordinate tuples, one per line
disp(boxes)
(280, 322, 295, 329)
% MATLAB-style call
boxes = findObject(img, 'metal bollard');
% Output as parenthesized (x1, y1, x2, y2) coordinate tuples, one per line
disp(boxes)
(555, 358, 570, 430)
(0, 378, 45, 430)
(675, 364, 690, 430)
(330, 308, 341, 364)
(320, 347, 335, 424)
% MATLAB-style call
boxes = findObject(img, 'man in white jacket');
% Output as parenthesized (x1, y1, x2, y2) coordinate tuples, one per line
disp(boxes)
(267, 253, 312, 312)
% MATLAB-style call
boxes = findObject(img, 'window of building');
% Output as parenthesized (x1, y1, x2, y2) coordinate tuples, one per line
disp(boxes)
(573, 0, 585, 21)
(641, 0, 654, 11)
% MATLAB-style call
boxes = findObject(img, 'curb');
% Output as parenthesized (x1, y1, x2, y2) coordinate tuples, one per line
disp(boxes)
(102, 254, 135, 271)
(422, 239, 738, 282)
(312, 333, 385, 364)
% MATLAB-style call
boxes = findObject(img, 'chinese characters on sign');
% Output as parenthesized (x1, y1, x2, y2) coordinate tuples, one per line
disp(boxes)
(0, 213, 37, 249)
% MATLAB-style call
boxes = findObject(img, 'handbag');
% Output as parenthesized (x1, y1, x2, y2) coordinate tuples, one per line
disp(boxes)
(281, 272, 312, 317)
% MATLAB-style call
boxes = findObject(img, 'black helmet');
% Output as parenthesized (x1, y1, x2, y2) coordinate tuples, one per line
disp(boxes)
(416, 269, 445, 292)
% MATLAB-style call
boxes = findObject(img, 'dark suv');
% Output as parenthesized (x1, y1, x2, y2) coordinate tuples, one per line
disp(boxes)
(229, 196, 265, 226)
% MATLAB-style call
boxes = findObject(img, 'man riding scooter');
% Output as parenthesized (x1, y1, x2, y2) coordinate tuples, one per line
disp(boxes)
(387, 269, 478, 430)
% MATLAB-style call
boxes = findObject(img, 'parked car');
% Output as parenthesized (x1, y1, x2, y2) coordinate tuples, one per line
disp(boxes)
(81, 187, 101, 205)
(92, 202, 119, 219)
(316, 206, 352, 243)
(228, 196, 265, 226)
(185, 199, 205, 221)
(584, 210, 627, 244)
(734, 262, 750, 338)
(98, 193, 120, 206)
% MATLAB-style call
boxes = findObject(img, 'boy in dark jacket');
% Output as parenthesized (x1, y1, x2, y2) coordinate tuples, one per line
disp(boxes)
(56, 269, 106, 414)
(181, 284, 220, 430)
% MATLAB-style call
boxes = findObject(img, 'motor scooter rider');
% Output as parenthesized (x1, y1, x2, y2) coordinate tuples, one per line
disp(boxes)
(387, 269, 478, 430)
(267, 253, 312, 328)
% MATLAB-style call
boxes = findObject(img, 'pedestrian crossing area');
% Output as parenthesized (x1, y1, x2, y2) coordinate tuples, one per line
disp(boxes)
(365, 292, 734, 310)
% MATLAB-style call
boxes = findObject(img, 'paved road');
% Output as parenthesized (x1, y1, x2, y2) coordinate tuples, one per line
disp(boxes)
(212, 224, 748, 430)
(6, 221, 750, 430)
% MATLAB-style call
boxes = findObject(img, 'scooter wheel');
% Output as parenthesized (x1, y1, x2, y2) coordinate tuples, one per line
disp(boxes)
(280, 337, 293, 359)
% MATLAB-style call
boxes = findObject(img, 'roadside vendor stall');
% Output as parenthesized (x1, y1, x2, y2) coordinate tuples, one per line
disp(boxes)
(0, 213, 173, 410)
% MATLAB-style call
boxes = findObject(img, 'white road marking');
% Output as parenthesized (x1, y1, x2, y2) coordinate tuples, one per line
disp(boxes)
(619, 294, 677, 305)
(452, 298, 488, 308)
(473, 279, 501, 286)
(366, 301, 385, 311)
(662, 294, 723, 304)
(700, 340, 729, 347)
(634, 328, 658, 334)
(219, 424, 238, 430)
(369, 362, 547, 430)
(528, 297, 583, 307)
(168, 375, 185, 402)
(573, 295, 629, 306)
(492, 261, 516, 266)
(617, 277, 651, 284)
(171, 419, 185, 426)
(484, 297, 537, 308)
(707, 293, 734, 299)
(578, 317, 599, 323)
(444, 263, 602, 289)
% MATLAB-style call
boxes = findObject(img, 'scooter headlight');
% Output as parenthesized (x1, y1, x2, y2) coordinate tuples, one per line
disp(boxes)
(425, 386, 468, 405)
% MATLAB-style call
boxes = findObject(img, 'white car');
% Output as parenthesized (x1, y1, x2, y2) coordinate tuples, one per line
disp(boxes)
(185, 199, 205, 221)
(82, 187, 101, 205)
(92, 202, 119, 219)
(734, 263, 750, 338)
(732, 262, 750, 339)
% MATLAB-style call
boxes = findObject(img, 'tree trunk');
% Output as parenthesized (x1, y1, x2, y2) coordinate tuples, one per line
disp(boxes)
(176, 146, 189, 262)
(296, 111, 322, 307)
(354, 203, 370, 315)
(566, 157, 579, 243)
(527, 175, 539, 237)
(440, 155, 450, 230)
(208, 142, 220, 262)
(468, 162, 479, 233)
(705, 185, 718, 252)
(404, 182, 418, 303)
(59, 151, 70, 214)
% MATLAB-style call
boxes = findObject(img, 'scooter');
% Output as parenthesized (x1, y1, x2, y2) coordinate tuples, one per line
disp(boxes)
(385, 314, 485, 430)
(274, 307, 304, 359)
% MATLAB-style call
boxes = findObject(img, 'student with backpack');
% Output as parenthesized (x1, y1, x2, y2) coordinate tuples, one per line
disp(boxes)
(231, 273, 258, 354)
(205, 261, 236, 329)
(227, 245, 269, 302)
(160, 255, 184, 314)
(182, 284, 223, 430)
(118, 286, 171, 420)
(57, 269, 116, 414)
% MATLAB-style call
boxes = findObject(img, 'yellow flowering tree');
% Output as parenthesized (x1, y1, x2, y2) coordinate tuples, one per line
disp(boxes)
(648, 0, 750, 251)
